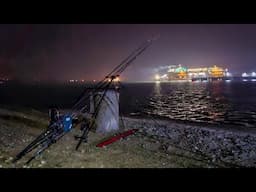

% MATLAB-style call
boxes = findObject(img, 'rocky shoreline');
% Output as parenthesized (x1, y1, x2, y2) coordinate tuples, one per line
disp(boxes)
(0, 108, 215, 168)
(1, 107, 256, 168)
(123, 117, 256, 167)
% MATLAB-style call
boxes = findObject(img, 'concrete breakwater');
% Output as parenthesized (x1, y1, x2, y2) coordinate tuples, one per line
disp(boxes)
(123, 117, 256, 167)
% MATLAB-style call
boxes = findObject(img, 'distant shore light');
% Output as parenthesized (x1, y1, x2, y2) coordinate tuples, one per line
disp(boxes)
(242, 72, 248, 77)
(114, 76, 120, 82)
(155, 74, 160, 80)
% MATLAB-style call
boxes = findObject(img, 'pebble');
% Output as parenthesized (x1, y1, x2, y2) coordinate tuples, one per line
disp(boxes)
(167, 145, 175, 153)
(249, 150, 256, 157)
(0, 165, 2, 168)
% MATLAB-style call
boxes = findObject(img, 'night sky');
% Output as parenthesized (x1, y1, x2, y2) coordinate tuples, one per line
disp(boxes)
(1, 24, 256, 82)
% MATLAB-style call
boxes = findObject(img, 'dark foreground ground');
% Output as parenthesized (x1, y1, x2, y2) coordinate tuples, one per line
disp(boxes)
(0, 107, 228, 168)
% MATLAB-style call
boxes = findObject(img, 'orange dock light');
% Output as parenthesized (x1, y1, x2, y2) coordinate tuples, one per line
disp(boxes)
(209, 65, 225, 78)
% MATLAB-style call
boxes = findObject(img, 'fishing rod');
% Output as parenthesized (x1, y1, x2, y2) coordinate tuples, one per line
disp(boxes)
(13, 36, 158, 164)
(13, 114, 73, 164)
(71, 39, 151, 111)
(25, 129, 66, 165)
(75, 36, 158, 150)
(75, 78, 115, 150)
(70, 36, 157, 114)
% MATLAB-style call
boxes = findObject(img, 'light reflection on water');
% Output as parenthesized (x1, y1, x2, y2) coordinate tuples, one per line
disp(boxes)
(1, 81, 256, 129)
(120, 81, 256, 128)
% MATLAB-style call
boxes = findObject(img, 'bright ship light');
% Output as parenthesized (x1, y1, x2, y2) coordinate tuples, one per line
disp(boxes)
(252, 72, 256, 77)
(155, 74, 160, 81)
(161, 74, 168, 78)
(226, 72, 231, 77)
(198, 72, 206, 77)
(242, 72, 248, 77)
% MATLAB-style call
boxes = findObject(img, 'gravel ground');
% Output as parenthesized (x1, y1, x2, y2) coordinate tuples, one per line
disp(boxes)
(123, 117, 256, 167)
(0, 108, 220, 168)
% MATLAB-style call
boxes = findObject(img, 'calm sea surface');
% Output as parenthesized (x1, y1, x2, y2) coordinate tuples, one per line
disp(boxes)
(1, 81, 256, 128)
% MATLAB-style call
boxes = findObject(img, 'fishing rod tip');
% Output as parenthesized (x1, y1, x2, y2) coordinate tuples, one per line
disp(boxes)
(148, 34, 160, 42)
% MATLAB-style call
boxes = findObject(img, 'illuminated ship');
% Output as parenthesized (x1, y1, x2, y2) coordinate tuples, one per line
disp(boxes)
(155, 64, 230, 82)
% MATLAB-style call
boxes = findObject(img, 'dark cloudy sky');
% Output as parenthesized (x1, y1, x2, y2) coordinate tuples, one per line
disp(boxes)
(1, 24, 256, 82)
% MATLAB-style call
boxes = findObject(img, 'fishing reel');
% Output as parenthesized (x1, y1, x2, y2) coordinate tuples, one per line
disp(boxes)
(48, 108, 73, 133)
